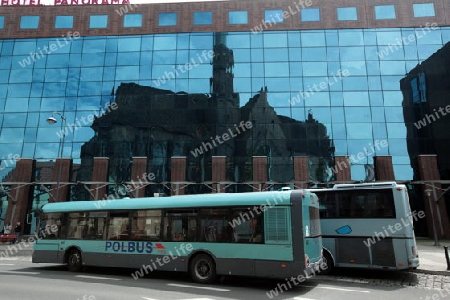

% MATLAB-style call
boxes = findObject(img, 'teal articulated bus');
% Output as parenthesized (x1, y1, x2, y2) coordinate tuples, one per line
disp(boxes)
(32, 190, 323, 283)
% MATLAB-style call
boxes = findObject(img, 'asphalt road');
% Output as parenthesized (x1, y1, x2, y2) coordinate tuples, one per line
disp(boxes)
(0, 259, 449, 300)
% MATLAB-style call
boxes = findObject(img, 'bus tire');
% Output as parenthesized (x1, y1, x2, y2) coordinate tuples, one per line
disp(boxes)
(189, 254, 217, 284)
(67, 250, 83, 272)
(321, 250, 334, 275)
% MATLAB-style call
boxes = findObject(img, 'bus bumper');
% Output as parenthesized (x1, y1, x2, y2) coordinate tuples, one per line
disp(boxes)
(304, 258, 325, 276)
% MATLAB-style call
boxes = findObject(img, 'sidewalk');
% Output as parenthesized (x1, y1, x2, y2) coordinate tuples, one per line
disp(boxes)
(414, 237, 450, 275)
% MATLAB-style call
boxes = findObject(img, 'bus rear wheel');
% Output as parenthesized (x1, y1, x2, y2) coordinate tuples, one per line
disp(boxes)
(67, 250, 83, 272)
(321, 250, 334, 275)
(189, 254, 217, 284)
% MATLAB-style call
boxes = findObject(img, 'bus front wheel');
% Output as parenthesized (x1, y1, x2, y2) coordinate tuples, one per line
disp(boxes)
(67, 250, 83, 272)
(321, 250, 334, 275)
(189, 254, 217, 284)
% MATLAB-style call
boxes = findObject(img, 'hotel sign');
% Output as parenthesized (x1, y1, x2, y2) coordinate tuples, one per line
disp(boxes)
(0, 0, 130, 5)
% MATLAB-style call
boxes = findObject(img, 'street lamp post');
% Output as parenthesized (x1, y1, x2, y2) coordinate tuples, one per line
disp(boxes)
(47, 112, 67, 202)
(425, 188, 440, 246)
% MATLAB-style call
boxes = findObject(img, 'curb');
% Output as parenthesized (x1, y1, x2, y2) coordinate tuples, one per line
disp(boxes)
(410, 269, 450, 276)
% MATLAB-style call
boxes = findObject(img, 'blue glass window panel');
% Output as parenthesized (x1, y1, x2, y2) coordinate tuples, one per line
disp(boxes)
(332, 124, 346, 139)
(138, 51, 151, 65)
(0, 70, 9, 83)
(140, 66, 152, 80)
(70, 39, 83, 53)
(372, 123, 387, 139)
(225, 34, 250, 49)
(8, 84, 31, 97)
(81, 53, 105, 67)
(0, 55, 11, 69)
(229, 11, 248, 24)
(158, 12, 177, 26)
(31, 83, 43, 97)
(101, 82, 115, 95)
(264, 33, 288, 48)
(153, 36, 177, 50)
(104, 53, 117, 66)
(25, 126, 37, 141)
(72, 126, 94, 142)
(3, 113, 26, 127)
(288, 32, 301, 47)
(20, 16, 40, 29)
(340, 47, 365, 61)
(305, 93, 330, 106)
(331, 107, 345, 122)
(302, 47, 326, 61)
(77, 97, 101, 110)
(105, 38, 118, 52)
(9, 69, 32, 83)
(350, 165, 366, 181)
(83, 39, 106, 53)
(44, 68, 68, 82)
(251, 33, 263, 48)
(40, 98, 64, 111)
(153, 51, 176, 64)
(265, 10, 283, 23)
(326, 31, 339, 46)
(413, 3, 435, 17)
(55, 16, 74, 28)
(252, 63, 265, 77)
(68, 68, 81, 82)
(370, 92, 384, 106)
(35, 143, 58, 158)
(288, 48, 302, 61)
(288, 88, 303, 106)
(265, 79, 290, 92)
(0, 85, 6, 98)
(442, 29, 450, 44)
(381, 76, 402, 90)
(117, 52, 140, 65)
(343, 91, 369, 106)
(13, 41, 36, 55)
(342, 77, 368, 91)
(80, 67, 103, 81)
(267, 92, 291, 106)
(385, 107, 404, 122)
(251, 49, 264, 62)
(0, 16, 4, 29)
(380, 61, 405, 75)
(189, 64, 212, 78)
(46, 54, 70, 68)
(302, 62, 327, 76)
(368, 76, 382, 90)
(415, 29, 442, 44)
(0, 128, 24, 143)
(21, 143, 35, 157)
(303, 76, 330, 92)
(338, 31, 364, 46)
(386, 124, 406, 139)
(289, 62, 302, 77)
(118, 37, 141, 52)
(37, 128, 63, 143)
(392, 156, 411, 165)
(265, 63, 289, 77)
(345, 107, 371, 123)
(404, 46, 418, 60)
(376, 31, 402, 45)
(406, 61, 418, 73)
(193, 12, 212, 25)
(347, 123, 372, 139)
(301, 32, 325, 47)
(42, 83, 66, 97)
(232, 49, 251, 62)
(123, 13, 143, 28)
(308, 107, 331, 122)
(366, 61, 380, 75)
(418, 45, 442, 60)
(176, 34, 189, 49)
(234, 64, 251, 77)
(188, 79, 209, 93)
(70, 54, 82, 67)
(301, 8, 320, 22)
(175, 50, 189, 64)
(251, 78, 265, 93)
(330, 92, 344, 106)
(393, 165, 413, 181)
(64, 98, 77, 110)
(363, 31, 377, 46)
(327, 47, 340, 61)
(66, 82, 79, 96)
(337, 7, 358, 21)
(383, 91, 403, 106)
(79, 82, 103, 96)
(375, 5, 396, 20)
(89, 15, 108, 29)
(116, 66, 140, 81)
(341, 61, 366, 75)
(2, 42, 13, 55)
(4, 98, 28, 112)
(264, 48, 288, 61)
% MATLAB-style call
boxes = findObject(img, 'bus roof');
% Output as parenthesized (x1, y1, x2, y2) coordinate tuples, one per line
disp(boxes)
(331, 182, 404, 190)
(40, 190, 307, 213)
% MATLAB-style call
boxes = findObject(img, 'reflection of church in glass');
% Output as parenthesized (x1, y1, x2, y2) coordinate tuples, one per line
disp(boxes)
(77, 33, 333, 196)
(401, 42, 450, 180)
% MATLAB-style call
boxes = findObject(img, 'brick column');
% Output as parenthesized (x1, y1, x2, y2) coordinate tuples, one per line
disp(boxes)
(171, 157, 186, 195)
(253, 156, 267, 192)
(130, 157, 148, 198)
(90, 157, 109, 200)
(334, 156, 351, 182)
(50, 158, 72, 202)
(374, 156, 395, 181)
(212, 156, 226, 193)
(416, 155, 450, 239)
(293, 156, 308, 189)
(5, 159, 35, 232)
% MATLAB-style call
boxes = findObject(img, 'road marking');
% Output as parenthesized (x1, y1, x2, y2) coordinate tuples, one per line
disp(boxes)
(288, 298, 316, 300)
(0, 271, 40, 275)
(168, 283, 231, 292)
(141, 297, 159, 300)
(75, 275, 121, 281)
(303, 285, 369, 293)
(0, 263, 15, 265)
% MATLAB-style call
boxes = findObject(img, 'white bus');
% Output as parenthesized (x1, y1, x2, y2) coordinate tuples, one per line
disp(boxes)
(310, 182, 419, 272)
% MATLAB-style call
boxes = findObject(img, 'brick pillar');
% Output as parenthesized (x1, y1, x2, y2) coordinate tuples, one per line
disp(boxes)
(334, 156, 351, 182)
(5, 159, 35, 233)
(130, 157, 148, 198)
(416, 155, 450, 239)
(50, 158, 72, 202)
(374, 156, 395, 181)
(293, 156, 308, 189)
(253, 156, 267, 192)
(90, 157, 109, 200)
(212, 156, 226, 193)
(171, 157, 186, 195)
